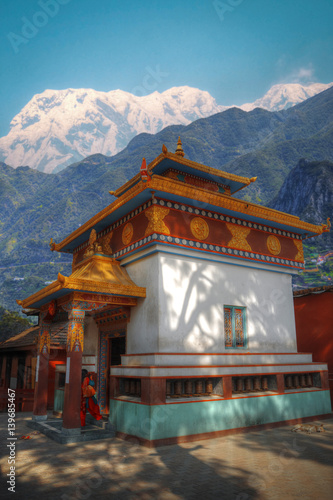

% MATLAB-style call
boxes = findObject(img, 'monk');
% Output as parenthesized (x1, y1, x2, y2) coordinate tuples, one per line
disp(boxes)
(80, 369, 103, 426)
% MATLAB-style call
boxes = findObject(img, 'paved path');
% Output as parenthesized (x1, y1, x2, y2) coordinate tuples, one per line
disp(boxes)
(1, 412, 333, 499)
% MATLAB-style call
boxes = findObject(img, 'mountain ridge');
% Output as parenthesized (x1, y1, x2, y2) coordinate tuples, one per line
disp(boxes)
(1, 82, 332, 174)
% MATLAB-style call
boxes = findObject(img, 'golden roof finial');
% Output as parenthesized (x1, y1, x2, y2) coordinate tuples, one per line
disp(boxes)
(175, 137, 185, 157)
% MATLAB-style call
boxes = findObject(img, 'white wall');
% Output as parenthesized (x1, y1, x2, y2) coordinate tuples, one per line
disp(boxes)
(125, 253, 160, 354)
(124, 248, 297, 355)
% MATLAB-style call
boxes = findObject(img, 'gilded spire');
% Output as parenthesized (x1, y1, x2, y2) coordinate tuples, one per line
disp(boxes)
(175, 137, 185, 157)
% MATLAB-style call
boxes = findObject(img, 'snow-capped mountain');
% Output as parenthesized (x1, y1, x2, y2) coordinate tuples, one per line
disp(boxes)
(0, 82, 332, 173)
(0, 87, 226, 174)
(240, 82, 333, 112)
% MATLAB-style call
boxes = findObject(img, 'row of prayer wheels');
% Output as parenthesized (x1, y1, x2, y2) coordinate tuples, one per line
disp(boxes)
(123, 379, 141, 396)
(167, 379, 214, 398)
(233, 376, 269, 393)
(285, 373, 312, 389)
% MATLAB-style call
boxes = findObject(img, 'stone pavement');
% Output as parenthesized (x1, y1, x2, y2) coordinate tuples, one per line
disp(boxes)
(1, 412, 333, 500)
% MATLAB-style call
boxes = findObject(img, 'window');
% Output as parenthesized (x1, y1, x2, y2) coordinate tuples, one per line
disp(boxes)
(224, 306, 246, 348)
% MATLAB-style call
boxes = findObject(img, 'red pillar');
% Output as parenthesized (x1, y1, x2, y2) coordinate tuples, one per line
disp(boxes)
(62, 309, 85, 432)
(141, 378, 166, 405)
(223, 376, 233, 399)
(276, 374, 285, 394)
(33, 323, 51, 421)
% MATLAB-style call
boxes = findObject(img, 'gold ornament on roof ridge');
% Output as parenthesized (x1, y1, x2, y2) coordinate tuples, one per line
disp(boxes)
(175, 137, 185, 157)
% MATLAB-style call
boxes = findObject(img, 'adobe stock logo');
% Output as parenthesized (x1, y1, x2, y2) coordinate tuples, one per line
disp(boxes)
(7, 0, 72, 54)
(213, 0, 245, 22)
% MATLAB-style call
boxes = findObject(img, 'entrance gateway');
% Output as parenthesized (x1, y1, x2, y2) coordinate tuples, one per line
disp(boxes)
(17, 139, 332, 445)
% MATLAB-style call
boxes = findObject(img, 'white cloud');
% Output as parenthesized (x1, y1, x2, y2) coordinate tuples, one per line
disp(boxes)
(290, 66, 315, 83)
(274, 58, 316, 85)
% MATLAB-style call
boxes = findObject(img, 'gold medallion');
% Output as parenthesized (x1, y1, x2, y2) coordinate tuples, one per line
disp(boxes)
(190, 217, 209, 240)
(267, 235, 281, 255)
(122, 223, 134, 245)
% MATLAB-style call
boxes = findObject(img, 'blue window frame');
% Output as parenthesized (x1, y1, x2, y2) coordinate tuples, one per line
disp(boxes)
(224, 306, 246, 348)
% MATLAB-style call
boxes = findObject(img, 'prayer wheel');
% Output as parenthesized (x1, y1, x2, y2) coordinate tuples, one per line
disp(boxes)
(254, 377, 261, 391)
(285, 375, 292, 389)
(166, 380, 171, 397)
(261, 377, 268, 391)
(130, 379, 136, 394)
(124, 379, 130, 394)
(206, 380, 213, 394)
(293, 375, 300, 388)
(185, 380, 192, 394)
(174, 380, 182, 395)
(195, 380, 203, 394)
(236, 378, 243, 392)
(245, 378, 252, 392)
(306, 374, 312, 387)
(300, 374, 306, 388)
(136, 380, 141, 396)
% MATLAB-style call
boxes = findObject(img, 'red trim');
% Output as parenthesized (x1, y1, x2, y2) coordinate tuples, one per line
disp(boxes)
(115, 413, 333, 447)
(111, 388, 329, 406)
(112, 363, 327, 370)
(110, 369, 328, 379)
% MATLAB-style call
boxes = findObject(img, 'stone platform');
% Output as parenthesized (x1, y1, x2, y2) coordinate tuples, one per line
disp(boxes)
(26, 413, 115, 444)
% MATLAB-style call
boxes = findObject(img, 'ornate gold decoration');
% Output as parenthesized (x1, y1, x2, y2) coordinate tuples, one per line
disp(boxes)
(162, 144, 168, 155)
(227, 223, 251, 251)
(175, 136, 185, 157)
(67, 309, 85, 351)
(53, 174, 326, 254)
(101, 231, 113, 255)
(84, 229, 102, 257)
(38, 326, 51, 354)
(294, 239, 304, 262)
(122, 223, 134, 245)
(190, 217, 209, 240)
(144, 206, 170, 236)
(267, 235, 281, 255)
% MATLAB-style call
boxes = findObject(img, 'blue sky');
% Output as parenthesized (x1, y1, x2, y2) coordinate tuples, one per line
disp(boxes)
(1, 0, 333, 136)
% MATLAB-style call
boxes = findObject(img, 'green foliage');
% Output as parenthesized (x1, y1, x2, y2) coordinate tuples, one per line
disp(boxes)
(0, 306, 33, 343)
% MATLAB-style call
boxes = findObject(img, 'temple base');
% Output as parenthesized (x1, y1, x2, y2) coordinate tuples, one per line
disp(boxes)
(110, 390, 332, 447)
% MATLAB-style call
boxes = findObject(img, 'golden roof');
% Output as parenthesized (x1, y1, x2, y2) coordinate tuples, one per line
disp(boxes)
(17, 254, 146, 309)
(112, 149, 256, 198)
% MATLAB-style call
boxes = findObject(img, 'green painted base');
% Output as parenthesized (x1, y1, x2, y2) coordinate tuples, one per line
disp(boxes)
(110, 391, 332, 442)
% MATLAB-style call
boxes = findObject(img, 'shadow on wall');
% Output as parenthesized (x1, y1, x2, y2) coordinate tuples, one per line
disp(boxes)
(162, 253, 295, 353)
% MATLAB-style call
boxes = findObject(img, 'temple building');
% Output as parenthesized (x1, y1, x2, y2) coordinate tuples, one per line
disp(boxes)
(17, 139, 332, 445)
